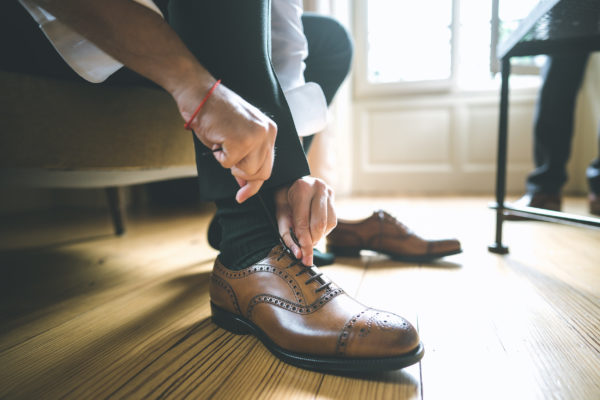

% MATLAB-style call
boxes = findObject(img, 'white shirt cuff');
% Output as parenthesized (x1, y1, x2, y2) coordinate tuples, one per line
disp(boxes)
(284, 82, 328, 137)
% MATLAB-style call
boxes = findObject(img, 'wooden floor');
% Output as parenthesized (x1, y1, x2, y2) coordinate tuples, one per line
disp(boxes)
(1, 196, 599, 399)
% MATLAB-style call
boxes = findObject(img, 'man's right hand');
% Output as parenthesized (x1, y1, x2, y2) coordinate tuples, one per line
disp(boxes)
(176, 82, 277, 203)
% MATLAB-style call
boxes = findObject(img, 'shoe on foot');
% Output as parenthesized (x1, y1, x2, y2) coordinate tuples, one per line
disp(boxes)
(326, 210, 461, 262)
(590, 193, 600, 216)
(210, 244, 424, 372)
(504, 192, 562, 221)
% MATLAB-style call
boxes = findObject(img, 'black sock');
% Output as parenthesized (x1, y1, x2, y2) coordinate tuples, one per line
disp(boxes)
(214, 190, 280, 270)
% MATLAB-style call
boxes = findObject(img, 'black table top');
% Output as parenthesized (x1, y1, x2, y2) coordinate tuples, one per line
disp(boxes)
(498, 0, 600, 59)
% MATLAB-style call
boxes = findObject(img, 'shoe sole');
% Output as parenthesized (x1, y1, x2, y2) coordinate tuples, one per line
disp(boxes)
(327, 245, 462, 263)
(210, 302, 424, 373)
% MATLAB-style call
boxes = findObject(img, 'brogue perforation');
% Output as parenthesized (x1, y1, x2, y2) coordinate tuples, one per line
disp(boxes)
(246, 288, 344, 320)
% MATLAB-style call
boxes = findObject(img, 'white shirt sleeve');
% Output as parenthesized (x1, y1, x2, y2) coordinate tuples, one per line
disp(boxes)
(271, 0, 328, 137)
(18, 0, 162, 83)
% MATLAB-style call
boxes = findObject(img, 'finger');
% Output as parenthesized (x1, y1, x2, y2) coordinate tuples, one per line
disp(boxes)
(234, 176, 246, 188)
(309, 191, 328, 246)
(325, 194, 337, 236)
(230, 146, 272, 183)
(231, 143, 267, 179)
(281, 230, 301, 259)
(300, 240, 313, 266)
(235, 180, 263, 203)
(213, 143, 246, 169)
(276, 207, 301, 258)
(290, 192, 313, 266)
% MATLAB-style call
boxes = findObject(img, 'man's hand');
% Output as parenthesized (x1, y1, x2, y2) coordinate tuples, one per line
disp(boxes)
(176, 82, 277, 203)
(275, 177, 337, 266)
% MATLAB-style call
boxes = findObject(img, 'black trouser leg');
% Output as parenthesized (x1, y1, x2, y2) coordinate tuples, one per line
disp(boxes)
(207, 11, 353, 258)
(168, 0, 312, 268)
(168, 0, 309, 200)
(526, 54, 589, 194)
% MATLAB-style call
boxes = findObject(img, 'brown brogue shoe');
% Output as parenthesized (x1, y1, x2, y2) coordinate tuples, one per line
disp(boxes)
(209, 244, 424, 372)
(326, 210, 461, 262)
(504, 192, 562, 221)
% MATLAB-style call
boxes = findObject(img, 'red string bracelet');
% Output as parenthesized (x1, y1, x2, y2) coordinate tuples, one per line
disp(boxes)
(183, 79, 221, 130)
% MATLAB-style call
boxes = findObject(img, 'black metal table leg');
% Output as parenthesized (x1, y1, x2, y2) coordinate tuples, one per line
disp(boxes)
(488, 57, 511, 254)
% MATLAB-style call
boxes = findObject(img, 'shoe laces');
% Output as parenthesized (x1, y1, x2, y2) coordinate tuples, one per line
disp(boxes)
(276, 245, 332, 293)
(253, 192, 332, 293)
(377, 209, 411, 234)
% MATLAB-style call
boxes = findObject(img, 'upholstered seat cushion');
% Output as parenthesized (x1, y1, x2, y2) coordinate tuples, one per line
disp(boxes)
(0, 70, 196, 171)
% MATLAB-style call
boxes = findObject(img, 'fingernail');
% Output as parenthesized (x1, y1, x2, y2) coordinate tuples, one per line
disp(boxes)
(293, 246, 301, 259)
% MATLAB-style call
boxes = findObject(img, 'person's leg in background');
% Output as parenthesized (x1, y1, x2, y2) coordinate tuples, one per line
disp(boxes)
(586, 127, 600, 215)
(513, 54, 590, 212)
(301, 13, 461, 263)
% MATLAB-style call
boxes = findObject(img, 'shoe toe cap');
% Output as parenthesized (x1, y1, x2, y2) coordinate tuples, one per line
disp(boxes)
(430, 239, 461, 255)
(342, 309, 420, 358)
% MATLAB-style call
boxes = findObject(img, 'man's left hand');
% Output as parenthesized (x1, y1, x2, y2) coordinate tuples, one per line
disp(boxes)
(275, 176, 337, 266)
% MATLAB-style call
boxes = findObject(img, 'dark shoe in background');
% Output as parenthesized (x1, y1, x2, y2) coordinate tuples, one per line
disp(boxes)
(326, 210, 461, 262)
(312, 248, 336, 266)
(589, 193, 600, 216)
(504, 192, 562, 221)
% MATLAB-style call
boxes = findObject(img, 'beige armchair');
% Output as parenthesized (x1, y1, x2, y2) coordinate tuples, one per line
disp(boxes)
(0, 70, 197, 234)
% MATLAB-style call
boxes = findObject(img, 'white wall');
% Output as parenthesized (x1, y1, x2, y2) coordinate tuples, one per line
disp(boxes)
(349, 56, 600, 197)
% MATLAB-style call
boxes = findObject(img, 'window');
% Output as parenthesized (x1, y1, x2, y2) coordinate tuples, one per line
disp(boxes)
(366, 1, 453, 84)
(354, 0, 542, 96)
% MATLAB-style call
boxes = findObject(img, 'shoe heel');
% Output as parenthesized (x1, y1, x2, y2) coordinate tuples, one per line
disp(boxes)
(210, 302, 252, 335)
(326, 245, 361, 257)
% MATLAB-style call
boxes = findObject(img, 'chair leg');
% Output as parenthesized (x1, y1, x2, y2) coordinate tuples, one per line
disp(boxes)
(105, 187, 126, 236)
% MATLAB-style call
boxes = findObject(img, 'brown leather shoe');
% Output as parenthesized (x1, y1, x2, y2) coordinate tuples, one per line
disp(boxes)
(590, 193, 600, 216)
(504, 192, 562, 221)
(210, 245, 424, 372)
(325, 210, 461, 262)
